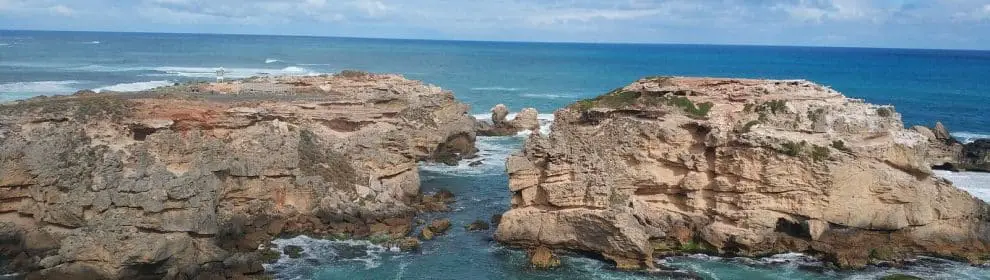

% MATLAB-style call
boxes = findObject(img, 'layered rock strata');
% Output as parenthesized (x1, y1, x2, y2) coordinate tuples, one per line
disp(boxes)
(0, 72, 477, 279)
(495, 77, 990, 269)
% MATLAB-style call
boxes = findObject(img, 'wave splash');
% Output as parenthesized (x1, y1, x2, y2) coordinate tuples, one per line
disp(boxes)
(421, 113, 554, 176)
(952, 132, 989, 144)
(0, 80, 82, 94)
(265, 58, 280, 64)
(265, 236, 388, 279)
(95, 80, 173, 93)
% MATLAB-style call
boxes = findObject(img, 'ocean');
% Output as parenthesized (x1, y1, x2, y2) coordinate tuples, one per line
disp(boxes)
(1, 30, 989, 280)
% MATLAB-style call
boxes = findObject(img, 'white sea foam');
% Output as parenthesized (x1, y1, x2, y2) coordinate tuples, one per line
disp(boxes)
(0, 43, 10, 47)
(82, 41, 101, 44)
(519, 93, 576, 99)
(422, 113, 555, 176)
(0, 80, 82, 93)
(265, 58, 280, 64)
(935, 170, 990, 202)
(470, 87, 525, 91)
(95, 80, 172, 92)
(265, 235, 388, 275)
(952, 132, 990, 144)
(150, 66, 319, 78)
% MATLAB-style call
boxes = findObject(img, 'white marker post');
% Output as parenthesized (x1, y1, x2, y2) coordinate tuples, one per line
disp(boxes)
(216, 67, 226, 83)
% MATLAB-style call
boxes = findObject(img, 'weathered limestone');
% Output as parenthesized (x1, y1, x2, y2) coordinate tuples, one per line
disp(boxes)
(0, 73, 477, 279)
(495, 77, 990, 269)
(475, 104, 541, 136)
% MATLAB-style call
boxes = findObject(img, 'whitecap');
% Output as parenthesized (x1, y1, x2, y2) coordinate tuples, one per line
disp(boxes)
(952, 132, 989, 144)
(149, 66, 320, 78)
(470, 87, 525, 91)
(265, 235, 389, 275)
(0, 80, 82, 94)
(95, 80, 172, 93)
(0, 43, 9, 47)
(265, 58, 280, 64)
(519, 93, 576, 99)
(83, 41, 100, 44)
(935, 170, 990, 202)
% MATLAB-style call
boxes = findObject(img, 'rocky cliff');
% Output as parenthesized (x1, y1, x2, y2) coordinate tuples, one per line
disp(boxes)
(495, 77, 990, 269)
(0, 72, 477, 279)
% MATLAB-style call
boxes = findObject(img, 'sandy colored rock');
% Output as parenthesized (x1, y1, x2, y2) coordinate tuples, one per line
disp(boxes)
(492, 104, 510, 126)
(528, 246, 560, 269)
(0, 73, 477, 279)
(476, 105, 542, 136)
(428, 219, 452, 235)
(511, 108, 540, 131)
(495, 76, 990, 269)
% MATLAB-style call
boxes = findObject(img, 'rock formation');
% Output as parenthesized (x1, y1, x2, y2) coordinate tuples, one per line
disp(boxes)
(915, 122, 990, 173)
(495, 77, 990, 269)
(475, 104, 540, 136)
(0, 72, 477, 279)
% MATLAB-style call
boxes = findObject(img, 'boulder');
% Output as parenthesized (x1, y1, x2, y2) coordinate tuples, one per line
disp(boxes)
(464, 220, 491, 231)
(428, 219, 452, 235)
(511, 108, 540, 131)
(528, 246, 560, 269)
(491, 104, 510, 126)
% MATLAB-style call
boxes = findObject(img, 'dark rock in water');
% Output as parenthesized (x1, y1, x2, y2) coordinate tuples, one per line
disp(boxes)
(419, 228, 435, 241)
(434, 189, 455, 202)
(880, 274, 923, 280)
(469, 160, 484, 167)
(957, 139, 990, 172)
(428, 219, 452, 235)
(397, 237, 421, 251)
(490, 214, 502, 226)
(528, 246, 560, 269)
(283, 245, 305, 259)
(465, 220, 490, 231)
(258, 249, 281, 264)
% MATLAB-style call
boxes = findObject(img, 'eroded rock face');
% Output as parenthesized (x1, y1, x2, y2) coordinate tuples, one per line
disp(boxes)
(476, 104, 541, 136)
(495, 77, 990, 269)
(0, 73, 477, 279)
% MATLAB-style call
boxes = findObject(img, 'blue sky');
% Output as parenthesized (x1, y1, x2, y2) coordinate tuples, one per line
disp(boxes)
(1, 0, 989, 49)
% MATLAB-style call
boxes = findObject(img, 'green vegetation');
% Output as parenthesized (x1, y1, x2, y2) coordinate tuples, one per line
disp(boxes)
(666, 96, 714, 118)
(368, 233, 393, 244)
(338, 70, 370, 78)
(877, 107, 893, 118)
(807, 108, 826, 122)
(757, 100, 788, 115)
(869, 246, 896, 261)
(811, 145, 831, 162)
(259, 249, 281, 264)
(743, 103, 755, 113)
(678, 240, 716, 254)
(831, 140, 851, 152)
(570, 88, 641, 111)
(780, 141, 807, 157)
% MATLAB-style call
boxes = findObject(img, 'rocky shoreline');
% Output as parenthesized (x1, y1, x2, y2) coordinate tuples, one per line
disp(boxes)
(0, 72, 477, 279)
(495, 77, 990, 270)
(2, 73, 989, 279)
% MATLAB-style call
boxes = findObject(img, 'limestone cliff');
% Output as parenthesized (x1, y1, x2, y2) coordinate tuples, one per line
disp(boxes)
(0, 72, 476, 279)
(495, 77, 990, 269)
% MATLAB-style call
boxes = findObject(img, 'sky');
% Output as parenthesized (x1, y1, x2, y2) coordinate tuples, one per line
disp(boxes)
(1, 0, 989, 49)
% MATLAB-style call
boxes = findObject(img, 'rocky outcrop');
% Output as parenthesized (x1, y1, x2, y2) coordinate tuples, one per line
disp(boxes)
(0, 73, 477, 279)
(475, 104, 540, 136)
(915, 122, 990, 173)
(495, 77, 990, 269)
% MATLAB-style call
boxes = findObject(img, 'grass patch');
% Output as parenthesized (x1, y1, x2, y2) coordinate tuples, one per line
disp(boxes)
(831, 140, 851, 152)
(666, 96, 714, 118)
(877, 107, 893, 118)
(780, 141, 807, 157)
(757, 100, 788, 115)
(811, 145, 830, 161)
(678, 240, 716, 254)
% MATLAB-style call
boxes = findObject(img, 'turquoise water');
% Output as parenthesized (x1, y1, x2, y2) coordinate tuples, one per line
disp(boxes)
(2, 30, 990, 279)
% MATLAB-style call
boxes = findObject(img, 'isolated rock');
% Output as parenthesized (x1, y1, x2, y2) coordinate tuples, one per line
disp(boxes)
(428, 219, 452, 235)
(465, 220, 490, 231)
(958, 139, 990, 172)
(476, 104, 541, 136)
(495, 77, 990, 269)
(528, 246, 560, 269)
(0, 73, 477, 279)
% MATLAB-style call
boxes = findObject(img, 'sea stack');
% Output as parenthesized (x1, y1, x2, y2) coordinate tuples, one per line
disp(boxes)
(495, 77, 990, 269)
(0, 72, 477, 279)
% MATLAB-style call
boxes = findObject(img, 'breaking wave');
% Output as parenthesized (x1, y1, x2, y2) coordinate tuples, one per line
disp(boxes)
(0, 80, 82, 94)
(952, 132, 990, 144)
(265, 58, 281, 64)
(265, 236, 389, 279)
(95, 80, 173, 93)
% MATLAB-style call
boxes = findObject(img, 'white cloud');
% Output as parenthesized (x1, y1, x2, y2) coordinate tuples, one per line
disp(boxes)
(49, 4, 74, 16)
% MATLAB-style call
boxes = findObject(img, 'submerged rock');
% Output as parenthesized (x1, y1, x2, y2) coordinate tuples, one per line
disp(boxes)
(282, 245, 305, 259)
(0, 73, 477, 279)
(495, 76, 990, 270)
(529, 246, 560, 269)
(465, 220, 491, 231)
(428, 219, 452, 235)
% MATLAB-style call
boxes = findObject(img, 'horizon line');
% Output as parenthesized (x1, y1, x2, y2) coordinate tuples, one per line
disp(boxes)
(3, 28, 989, 52)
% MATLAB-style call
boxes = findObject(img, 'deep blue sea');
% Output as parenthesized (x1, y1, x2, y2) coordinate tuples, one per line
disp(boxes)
(2, 30, 989, 280)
